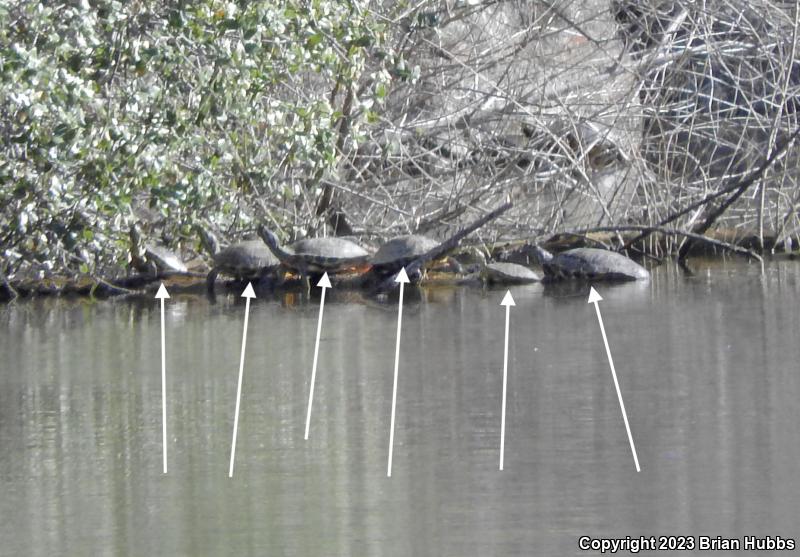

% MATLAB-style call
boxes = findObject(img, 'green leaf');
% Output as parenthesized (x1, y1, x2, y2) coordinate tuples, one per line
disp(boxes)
(168, 9, 185, 28)
(306, 33, 323, 49)
(349, 35, 373, 48)
(220, 18, 239, 31)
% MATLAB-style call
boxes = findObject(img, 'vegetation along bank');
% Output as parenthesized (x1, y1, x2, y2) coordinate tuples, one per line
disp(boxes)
(2, 1, 799, 300)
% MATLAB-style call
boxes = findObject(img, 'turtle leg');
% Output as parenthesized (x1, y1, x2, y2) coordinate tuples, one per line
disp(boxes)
(445, 256, 465, 274)
(206, 268, 219, 294)
(257, 266, 275, 289)
(274, 266, 287, 288)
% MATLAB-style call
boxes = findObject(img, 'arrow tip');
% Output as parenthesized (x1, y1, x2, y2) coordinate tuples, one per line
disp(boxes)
(317, 272, 332, 289)
(500, 290, 515, 306)
(587, 286, 602, 304)
(155, 283, 170, 299)
(241, 282, 256, 298)
(395, 267, 410, 283)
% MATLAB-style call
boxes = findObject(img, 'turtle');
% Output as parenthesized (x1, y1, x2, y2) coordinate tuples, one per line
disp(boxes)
(365, 201, 515, 292)
(257, 225, 371, 285)
(198, 227, 280, 292)
(369, 234, 489, 284)
(532, 245, 649, 281)
(370, 235, 441, 278)
(481, 262, 541, 285)
(128, 224, 187, 276)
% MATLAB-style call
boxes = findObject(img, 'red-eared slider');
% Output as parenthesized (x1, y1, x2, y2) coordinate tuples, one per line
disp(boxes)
(257, 226, 370, 283)
(481, 262, 541, 284)
(129, 224, 187, 275)
(532, 245, 649, 281)
(370, 235, 440, 277)
(198, 227, 279, 291)
(367, 201, 515, 292)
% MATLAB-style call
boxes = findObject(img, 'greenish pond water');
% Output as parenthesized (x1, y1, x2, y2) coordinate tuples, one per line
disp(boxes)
(1, 259, 799, 556)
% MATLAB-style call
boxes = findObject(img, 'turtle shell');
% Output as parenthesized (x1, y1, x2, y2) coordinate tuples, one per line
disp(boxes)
(546, 248, 648, 281)
(371, 235, 439, 271)
(257, 225, 370, 274)
(145, 245, 187, 273)
(213, 240, 278, 276)
(482, 262, 540, 284)
(291, 237, 368, 259)
(285, 237, 370, 272)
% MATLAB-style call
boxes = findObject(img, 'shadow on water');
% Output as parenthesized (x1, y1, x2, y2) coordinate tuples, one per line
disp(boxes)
(539, 278, 651, 302)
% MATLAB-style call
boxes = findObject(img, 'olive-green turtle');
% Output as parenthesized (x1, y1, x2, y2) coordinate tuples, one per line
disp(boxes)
(198, 227, 280, 291)
(367, 201, 516, 292)
(257, 226, 370, 284)
(370, 235, 441, 277)
(129, 224, 187, 275)
(532, 245, 648, 281)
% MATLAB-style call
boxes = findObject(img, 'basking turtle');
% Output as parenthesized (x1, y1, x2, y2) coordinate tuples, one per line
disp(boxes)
(370, 235, 440, 277)
(257, 225, 370, 284)
(532, 245, 649, 281)
(129, 224, 187, 276)
(198, 227, 279, 291)
(367, 201, 515, 292)
(481, 262, 541, 285)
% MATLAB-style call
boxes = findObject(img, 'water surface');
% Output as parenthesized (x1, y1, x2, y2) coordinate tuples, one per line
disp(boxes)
(1, 259, 799, 555)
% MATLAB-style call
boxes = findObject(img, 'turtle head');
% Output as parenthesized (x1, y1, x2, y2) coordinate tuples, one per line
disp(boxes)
(128, 223, 144, 257)
(407, 266, 424, 283)
(453, 245, 486, 274)
(195, 224, 219, 256)
(530, 244, 554, 265)
(257, 225, 281, 251)
(129, 222, 141, 241)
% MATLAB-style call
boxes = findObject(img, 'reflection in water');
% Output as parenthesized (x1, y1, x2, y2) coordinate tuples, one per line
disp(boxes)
(1, 259, 799, 555)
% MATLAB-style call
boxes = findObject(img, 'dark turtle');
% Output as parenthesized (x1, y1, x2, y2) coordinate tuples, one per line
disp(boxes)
(481, 262, 541, 284)
(370, 235, 440, 277)
(257, 225, 370, 284)
(532, 245, 649, 281)
(129, 224, 187, 275)
(198, 227, 279, 291)
(366, 201, 515, 292)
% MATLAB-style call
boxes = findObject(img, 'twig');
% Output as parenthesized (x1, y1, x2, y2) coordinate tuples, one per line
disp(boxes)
(577, 224, 762, 262)
(624, 123, 800, 253)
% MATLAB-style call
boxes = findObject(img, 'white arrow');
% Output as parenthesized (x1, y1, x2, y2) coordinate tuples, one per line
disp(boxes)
(387, 267, 410, 478)
(229, 282, 256, 478)
(588, 287, 641, 472)
(155, 283, 170, 475)
(304, 273, 331, 440)
(499, 290, 515, 471)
